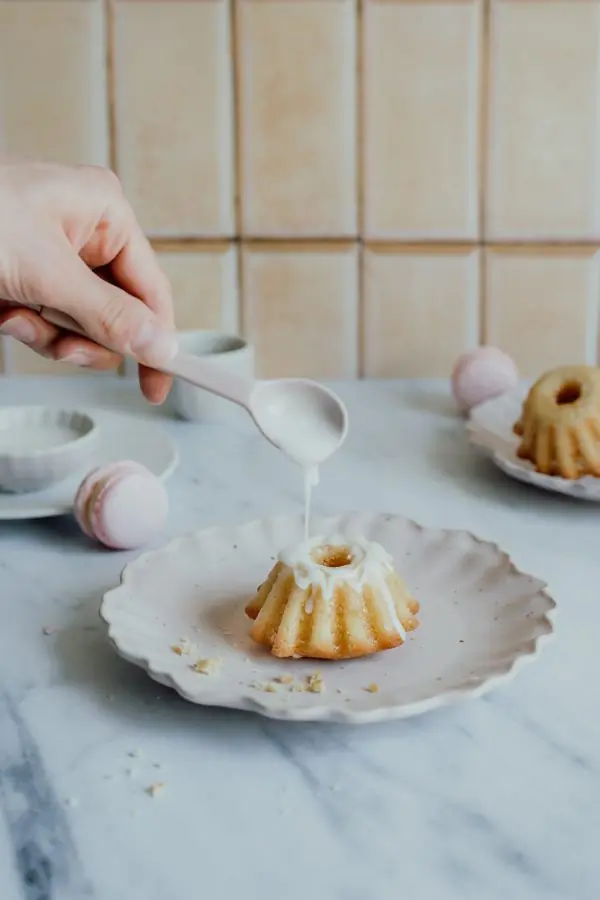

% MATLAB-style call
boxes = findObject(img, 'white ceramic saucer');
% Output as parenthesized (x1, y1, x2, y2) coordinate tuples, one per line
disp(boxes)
(101, 512, 556, 724)
(0, 409, 178, 519)
(467, 387, 600, 501)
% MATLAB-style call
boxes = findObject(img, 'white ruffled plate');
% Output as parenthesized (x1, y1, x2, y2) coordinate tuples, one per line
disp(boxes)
(467, 387, 600, 501)
(100, 513, 556, 724)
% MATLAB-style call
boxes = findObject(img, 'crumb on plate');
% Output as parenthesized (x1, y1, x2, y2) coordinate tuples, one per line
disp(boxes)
(171, 638, 192, 656)
(191, 657, 222, 676)
(307, 672, 325, 694)
(365, 683, 379, 694)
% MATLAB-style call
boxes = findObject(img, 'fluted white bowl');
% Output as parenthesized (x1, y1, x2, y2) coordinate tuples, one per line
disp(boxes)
(0, 407, 98, 493)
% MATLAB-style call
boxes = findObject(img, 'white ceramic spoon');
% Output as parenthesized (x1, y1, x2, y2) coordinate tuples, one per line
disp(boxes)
(37, 308, 349, 467)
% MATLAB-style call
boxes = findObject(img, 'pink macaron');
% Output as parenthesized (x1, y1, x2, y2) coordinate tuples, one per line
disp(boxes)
(74, 461, 168, 550)
(451, 346, 519, 414)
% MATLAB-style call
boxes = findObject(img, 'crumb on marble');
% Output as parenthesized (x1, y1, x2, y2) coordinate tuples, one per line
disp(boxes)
(307, 672, 325, 694)
(365, 683, 379, 694)
(277, 674, 294, 685)
(146, 782, 165, 798)
(191, 657, 222, 676)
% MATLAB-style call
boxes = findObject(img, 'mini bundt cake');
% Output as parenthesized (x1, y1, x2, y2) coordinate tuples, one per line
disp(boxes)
(245, 535, 419, 660)
(513, 365, 600, 479)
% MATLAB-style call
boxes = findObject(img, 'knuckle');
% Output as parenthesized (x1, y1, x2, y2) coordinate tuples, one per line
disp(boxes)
(96, 295, 133, 349)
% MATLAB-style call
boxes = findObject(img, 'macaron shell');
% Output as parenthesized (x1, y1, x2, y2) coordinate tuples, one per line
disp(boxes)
(90, 469, 168, 550)
(452, 347, 518, 412)
(74, 461, 148, 538)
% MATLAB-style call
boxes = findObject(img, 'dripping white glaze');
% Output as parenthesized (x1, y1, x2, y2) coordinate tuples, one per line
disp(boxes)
(303, 465, 320, 541)
(278, 533, 406, 639)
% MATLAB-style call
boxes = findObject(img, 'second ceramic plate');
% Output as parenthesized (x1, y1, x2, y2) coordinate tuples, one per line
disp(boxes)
(467, 387, 600, 501)
(101, 512, 556, 724)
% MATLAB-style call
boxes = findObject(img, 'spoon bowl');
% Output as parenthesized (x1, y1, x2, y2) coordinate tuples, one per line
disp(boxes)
(249, 379, 348, 467)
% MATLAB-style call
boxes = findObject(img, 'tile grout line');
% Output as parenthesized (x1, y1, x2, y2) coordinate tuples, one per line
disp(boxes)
(104, 0, 129, 378)
(105, 0, 117, 175)
(148, 236, 600, 252)
(229, 0, 245, 337)
(478, 0, 492, 346)
(356, 0, 364, 378)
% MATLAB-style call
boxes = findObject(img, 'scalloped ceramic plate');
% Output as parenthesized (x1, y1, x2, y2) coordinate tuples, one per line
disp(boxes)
(100, 513, 556, 724)
(467, 387, 600, 501)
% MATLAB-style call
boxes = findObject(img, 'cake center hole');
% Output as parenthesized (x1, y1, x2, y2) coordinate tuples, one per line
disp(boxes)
(556, 382, 581, 405)
(313, 545, 353, 568)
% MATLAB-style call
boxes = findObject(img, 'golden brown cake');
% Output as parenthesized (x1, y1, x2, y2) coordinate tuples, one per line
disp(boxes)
(513, 365, 600, 479)
(245, 535, 419, 660)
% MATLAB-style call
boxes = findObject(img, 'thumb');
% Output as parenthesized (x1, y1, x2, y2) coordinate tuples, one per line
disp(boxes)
(29, 249, 178, 368)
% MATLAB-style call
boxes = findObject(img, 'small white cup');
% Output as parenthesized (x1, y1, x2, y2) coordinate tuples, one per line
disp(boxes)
(170, 330, 254, 424)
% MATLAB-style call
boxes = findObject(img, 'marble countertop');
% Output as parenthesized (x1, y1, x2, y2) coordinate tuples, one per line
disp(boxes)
(1, 376, 599, 900)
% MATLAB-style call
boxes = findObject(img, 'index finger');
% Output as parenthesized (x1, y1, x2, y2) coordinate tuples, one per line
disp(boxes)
(110, 213, 175, 404)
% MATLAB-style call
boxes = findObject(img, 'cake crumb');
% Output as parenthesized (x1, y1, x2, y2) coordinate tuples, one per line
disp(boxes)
(277, 674, 294, 685)
(191, 657, 222, 676)
(146, 782, 165, 798)
(250, 680, 280, 693)
(171, 638, 191, 656)
(307, 672, 325, 694)
(365, 683, 379, 694)
(128, 749, 142, 759)
(42, 626, 57, 635)
(290, 682, 305, 692)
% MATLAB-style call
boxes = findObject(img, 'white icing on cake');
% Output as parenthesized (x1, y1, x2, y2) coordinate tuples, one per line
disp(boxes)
(278, 534, 405, 639)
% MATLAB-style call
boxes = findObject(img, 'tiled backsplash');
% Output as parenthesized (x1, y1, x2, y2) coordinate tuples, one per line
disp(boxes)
(1, 0, 600, 379)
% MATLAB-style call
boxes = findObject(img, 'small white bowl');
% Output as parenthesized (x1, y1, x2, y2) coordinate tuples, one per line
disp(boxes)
(170, 331, 254, 424)
(0, 407, 98, 494)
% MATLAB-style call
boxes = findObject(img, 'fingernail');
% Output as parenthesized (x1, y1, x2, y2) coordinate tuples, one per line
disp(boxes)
(58, 349, 92, 367)
(0, 316, 37, 344)
(131, 323, 178, 368)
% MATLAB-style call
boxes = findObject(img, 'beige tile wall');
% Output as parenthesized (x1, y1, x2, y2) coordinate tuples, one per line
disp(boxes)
(1, 0, 599, 379)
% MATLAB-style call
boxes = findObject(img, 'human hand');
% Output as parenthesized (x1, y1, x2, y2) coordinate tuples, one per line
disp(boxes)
(0, 161, 177, 403)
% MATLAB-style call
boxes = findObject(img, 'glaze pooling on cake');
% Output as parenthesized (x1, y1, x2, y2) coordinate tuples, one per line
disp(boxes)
(279, 534, 405, 637)
(513, 365, 600, 479)
(246, 535, 419, 660)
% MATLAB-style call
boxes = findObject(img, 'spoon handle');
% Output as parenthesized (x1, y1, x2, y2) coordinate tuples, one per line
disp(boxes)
(39, 307, 253, 409)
